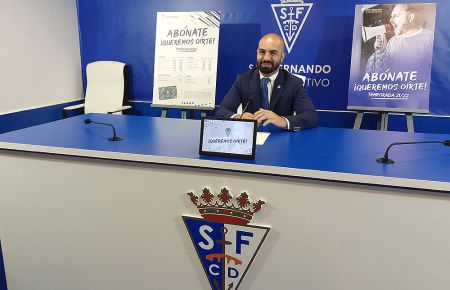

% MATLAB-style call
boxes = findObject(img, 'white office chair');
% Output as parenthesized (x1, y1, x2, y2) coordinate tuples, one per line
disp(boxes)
(63, 61, 131, 117)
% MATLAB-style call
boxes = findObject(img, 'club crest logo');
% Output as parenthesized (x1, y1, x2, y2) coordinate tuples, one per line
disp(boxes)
(183, 187, 270, 290)
(272, 0, 313, 53)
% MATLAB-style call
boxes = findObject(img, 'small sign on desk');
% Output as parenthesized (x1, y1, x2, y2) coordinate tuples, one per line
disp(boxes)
(199, 117, 257, 159)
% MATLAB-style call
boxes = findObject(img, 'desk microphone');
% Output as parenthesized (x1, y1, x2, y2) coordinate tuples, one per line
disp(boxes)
(376, 140, 450, 164)
(240, 95, 254, 119)
(84, 119, 122, 141)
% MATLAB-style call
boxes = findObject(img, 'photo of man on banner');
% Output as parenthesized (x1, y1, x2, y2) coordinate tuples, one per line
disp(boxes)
(348, 3, 436, 114)
(365, 4, 434, 74)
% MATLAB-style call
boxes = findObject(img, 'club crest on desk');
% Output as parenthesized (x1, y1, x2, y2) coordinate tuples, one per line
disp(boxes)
(183, 187, 270, 290)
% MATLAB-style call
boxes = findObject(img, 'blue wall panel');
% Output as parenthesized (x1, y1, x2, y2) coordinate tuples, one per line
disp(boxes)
(0, 101, 81, 134)
(77, 0, 450, 115)
(0, 242, 6, 290)
(0, 99, 449, 135)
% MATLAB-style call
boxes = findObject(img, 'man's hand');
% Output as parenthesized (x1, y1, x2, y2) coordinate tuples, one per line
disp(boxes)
(374, 34, 387, 51)
(233, 112, 256, 120)
(254, 109, 287, 129)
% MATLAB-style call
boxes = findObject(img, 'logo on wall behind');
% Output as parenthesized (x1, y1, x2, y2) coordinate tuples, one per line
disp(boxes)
(272, 0, 313, 53)
(183, 188, 270, 290)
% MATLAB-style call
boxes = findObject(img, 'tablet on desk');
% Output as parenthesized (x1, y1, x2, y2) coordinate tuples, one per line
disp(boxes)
(199, 117, 257, 160)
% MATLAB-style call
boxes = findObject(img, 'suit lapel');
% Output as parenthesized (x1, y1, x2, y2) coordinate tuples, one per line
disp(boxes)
(249, 69, 261, 111)
(270, 69, 285, 110)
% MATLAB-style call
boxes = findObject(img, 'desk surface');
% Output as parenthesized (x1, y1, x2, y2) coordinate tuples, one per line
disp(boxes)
(0, 114, 449, 192)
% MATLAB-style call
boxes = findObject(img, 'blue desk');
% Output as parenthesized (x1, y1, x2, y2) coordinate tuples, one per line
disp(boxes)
(1, 114, 450, 290)
(0, 113, 449, 191)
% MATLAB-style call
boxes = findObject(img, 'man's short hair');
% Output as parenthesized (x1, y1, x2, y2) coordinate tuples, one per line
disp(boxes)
(403, 4, 418, 15)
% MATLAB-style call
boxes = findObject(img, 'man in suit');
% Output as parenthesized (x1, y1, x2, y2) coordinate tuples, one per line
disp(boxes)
(215, 33, 318, 130)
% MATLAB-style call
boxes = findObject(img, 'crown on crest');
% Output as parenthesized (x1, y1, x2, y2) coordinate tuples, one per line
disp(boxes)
(187, 188, 265, 225)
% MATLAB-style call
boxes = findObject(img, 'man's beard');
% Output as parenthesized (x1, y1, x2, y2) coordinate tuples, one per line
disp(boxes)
(257, 60, 279, 74)
(393, 24, 403, 35)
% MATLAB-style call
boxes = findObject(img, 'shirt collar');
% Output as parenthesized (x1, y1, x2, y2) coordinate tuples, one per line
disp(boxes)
(259, 69, 279, 83)
(398, 27, 424, 38)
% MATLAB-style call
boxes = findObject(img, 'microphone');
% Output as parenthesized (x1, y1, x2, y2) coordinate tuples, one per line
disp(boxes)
(84, 118, 122, 141)
(376, 140, 450, 164)
(240, 95, 254, 119)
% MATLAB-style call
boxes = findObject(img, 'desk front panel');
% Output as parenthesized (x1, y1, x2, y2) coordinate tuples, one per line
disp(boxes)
(1, 151, 449, 290)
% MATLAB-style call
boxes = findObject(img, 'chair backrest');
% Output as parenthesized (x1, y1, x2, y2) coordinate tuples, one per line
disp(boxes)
(84, 61, 128, 114)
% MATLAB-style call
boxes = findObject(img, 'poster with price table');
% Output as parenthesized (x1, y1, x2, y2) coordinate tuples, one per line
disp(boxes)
(152, 11, 220, 110)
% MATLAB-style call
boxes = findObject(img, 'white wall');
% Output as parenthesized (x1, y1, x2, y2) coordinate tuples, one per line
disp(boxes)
(0, 0, 82, 114)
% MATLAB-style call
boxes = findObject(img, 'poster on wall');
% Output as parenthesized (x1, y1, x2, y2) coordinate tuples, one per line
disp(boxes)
(152, 11, 220, 110)
(347, 3, 436, 113)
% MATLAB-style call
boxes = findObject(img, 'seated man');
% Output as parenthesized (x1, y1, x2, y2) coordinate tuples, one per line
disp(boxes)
(216, 33, 318, 131)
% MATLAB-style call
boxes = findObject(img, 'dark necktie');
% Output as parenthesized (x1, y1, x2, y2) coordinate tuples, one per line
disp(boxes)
(261, 77, 270, 109)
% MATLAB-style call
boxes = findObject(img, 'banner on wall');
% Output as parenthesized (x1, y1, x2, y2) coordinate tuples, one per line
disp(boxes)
(152, 11, 221, 110)
(271, 0, 313, 53)
(347, 3, 436, 113)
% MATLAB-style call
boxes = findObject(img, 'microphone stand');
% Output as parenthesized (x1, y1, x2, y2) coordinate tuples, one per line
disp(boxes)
(376, 140, 450, 164)
(105, 125, 122, 141)
(240, 96, 253, 119)
(84, 119, 122, 141)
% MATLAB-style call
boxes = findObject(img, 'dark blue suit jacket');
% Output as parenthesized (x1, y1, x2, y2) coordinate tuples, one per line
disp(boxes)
(216, 68, 318, 130)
